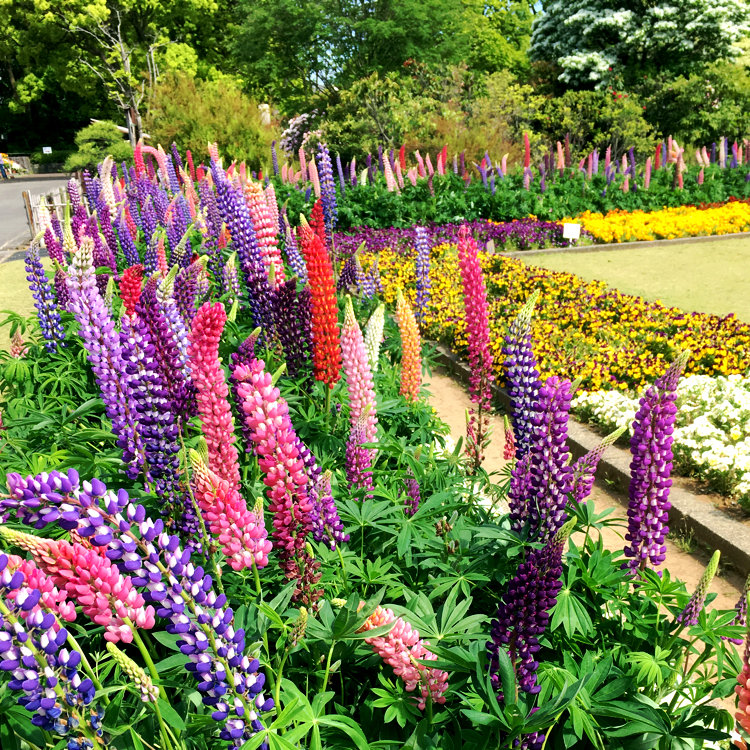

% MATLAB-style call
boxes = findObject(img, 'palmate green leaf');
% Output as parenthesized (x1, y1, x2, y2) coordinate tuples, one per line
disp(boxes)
(551, 587, 594, 638)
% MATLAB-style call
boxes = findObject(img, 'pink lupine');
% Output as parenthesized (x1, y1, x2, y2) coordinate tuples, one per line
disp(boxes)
(605, 146, 611, 172)
(383, 157, 399, 193)
(394, 159, 405, 189)
(698, 168, 705, 185)
(190, 453, 273, 571)
(457, 225, 494, 472)
(341, 296, 378, 442)
(309, 159, 321, 198)
(556, 141, 564, 172)
(359, 605, 449, 710)
(299, 147, 307, 178)
(5, 555, 77, 623)
(1, 528, 155, 643)
(264, 183, 280, 236)
(156, 235, 168, 276)
(407, 168, 418, 187)
(281, 163, 289, 183)
(501, 154, 508, 175)
(645, 157, 652, 189)
(622, 175, 630, 193)
(425, 153, 434, 177)
(523, 132, 531, 168)
(188, 302, 241, 491)
(245, 180, 285, 284)
(415, 151, 426, 177)
(233, 357, 321, 604)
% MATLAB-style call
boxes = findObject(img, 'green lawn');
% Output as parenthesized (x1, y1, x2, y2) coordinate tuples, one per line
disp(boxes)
(521, 237, 750, 323)
(0, 257, 45, 350)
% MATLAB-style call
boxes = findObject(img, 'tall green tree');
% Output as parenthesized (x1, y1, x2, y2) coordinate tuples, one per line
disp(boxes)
(530, 0, 750, 89)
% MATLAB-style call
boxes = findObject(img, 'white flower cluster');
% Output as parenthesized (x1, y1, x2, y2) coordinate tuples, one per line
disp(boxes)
(572, 374, 750, 508)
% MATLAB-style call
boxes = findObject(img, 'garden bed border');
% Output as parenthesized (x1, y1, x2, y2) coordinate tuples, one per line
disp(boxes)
(431, 343, 750, 573)
(500, 230, 750, 258)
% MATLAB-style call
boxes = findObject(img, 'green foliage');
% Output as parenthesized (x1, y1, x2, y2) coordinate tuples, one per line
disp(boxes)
(144, 72, 279, 170)
(63, 120, 132, 172)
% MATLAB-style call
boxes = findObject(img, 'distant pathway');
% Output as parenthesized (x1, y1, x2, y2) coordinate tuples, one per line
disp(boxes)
(0, 176, 69, 251)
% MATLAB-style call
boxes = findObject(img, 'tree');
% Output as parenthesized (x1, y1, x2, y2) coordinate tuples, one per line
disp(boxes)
(530, 0, 750, 89)
(64, 119, 132, 171)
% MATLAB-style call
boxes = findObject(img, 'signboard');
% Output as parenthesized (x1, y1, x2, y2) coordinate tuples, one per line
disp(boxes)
(42, 146, 52, 155)
(562, 222, 581, 241)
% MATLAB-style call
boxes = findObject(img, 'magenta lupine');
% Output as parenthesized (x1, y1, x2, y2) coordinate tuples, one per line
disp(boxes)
(188, 302, 242, 491)
(67, 238, 145, 477)
(233, 357, 322, 605)
(345, 412, 375, 495)
(623, 352, 690, 574)
(726, 574, 750, 645)
(0, 470, 273, 748)
(404, 471, 421, 516)
(457, 225, 494, 472)
(508, 376, 574, 544)
(341, 296, 378, 442)
(308, 470, 349, 549)
(502, 291, 541, 459)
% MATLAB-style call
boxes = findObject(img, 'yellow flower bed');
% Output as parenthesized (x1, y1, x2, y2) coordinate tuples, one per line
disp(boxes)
(370, 243, 750, 392)
(571, 201, 750, 243)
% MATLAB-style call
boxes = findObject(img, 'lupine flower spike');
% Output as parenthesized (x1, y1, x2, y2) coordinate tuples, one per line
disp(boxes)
(727, 574, 750, 645)
(737, 627, 750, 734)
(676, 550, 720, 627)
(364, 303, 386, 372)
(457, 224, 494, 472)
(623, 351, 690, 574)
(395, 291, 421, 402)
(570, 426, 626, 504)
(358, 606, 448, 709)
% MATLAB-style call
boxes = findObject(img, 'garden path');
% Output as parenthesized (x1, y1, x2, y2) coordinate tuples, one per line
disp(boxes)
(425, 370, 745, 608)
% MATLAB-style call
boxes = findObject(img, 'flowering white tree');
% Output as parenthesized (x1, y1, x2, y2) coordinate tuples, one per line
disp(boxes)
(530, 0, 750, 88)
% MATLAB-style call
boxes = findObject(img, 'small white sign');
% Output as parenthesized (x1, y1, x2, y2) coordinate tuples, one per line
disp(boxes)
(42, 146, 52, 155)
(562, 222, 581, 240)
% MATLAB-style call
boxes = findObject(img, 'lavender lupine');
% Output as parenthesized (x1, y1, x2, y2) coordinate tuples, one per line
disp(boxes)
(67, 238, 145, 477)
(676, 550, 720, 627)
(623, 351, 690, 574)
(25, 243, 65, 351)
(272, 280, 313, 378)
(414, 226, 431, 326)
(502, 291, 541, 459)
(282, 214, 308, 283)
(726, 574, 750, 645)
(317, 143, 338, 239)
(487, 519, 575, 750)
(0, 557, 104, 749)
(508, 376, 574, 544)
(336, 153, 346, 196)
(0, 470, 273, 749)
(117, 216, 140, 267)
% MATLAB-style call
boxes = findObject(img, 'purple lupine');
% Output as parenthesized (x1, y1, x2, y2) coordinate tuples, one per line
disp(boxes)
(71, 204, 87, 247)
(414, 226, 431, 326)
(623, 352, 689, 574)
(170, 142, 183, 171)
(138, 279, 192, 420)
(143, 232, 160, 277)
(25, 242, 65, 351)
(502, 291, 541, 460)
(54, 270, 71, 311)
(81, 170, 98, 206)
(377, 145, 384, 174)
(97, 204, 120, 271)
(570, 427, 625, 504)
(726, 574, 750, 645)
(676, 550, 720, 626)
(404, 471, 420, 516)
(167, 195, 191, 267)
(67, 178, 82, 212)
(337, 252, 360, 293)
(487, 519, 574, 750)
(140, 198, 159, 248)
(117, 217, 141, 267)
(317, 143, 338, 238)
(0, 557, 103, 748)
(508, 376, 573, 543)
(0, 470, 273, 750)
(120, 314, 198, 544)
(174, 259, 204, 326)
(336, 153, 346, 197)
(164, 153, 181, 194)
(310, 470, 349, 549)
(271, 141, 279, 176)
(67, 238, 145, 477)
(272, 280, 313, 378)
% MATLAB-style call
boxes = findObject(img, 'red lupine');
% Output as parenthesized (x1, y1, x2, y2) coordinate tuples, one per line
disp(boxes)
(119, 264, 144, 317)
(299, 225, 341, 389)
(309, 199, 327, 248)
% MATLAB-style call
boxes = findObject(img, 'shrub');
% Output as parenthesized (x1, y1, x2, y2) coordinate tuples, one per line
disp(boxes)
(144, 72, 279, 170)
(63, 121, 131, 172)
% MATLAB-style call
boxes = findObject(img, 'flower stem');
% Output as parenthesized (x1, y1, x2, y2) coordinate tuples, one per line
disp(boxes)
(336, 545, 348, 593)
(321, 642, 336, 693)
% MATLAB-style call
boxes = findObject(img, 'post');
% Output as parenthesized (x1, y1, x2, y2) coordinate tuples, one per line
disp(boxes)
(21, 190, 34, 237)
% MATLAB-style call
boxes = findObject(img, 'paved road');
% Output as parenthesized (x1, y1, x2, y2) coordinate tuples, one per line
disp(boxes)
(0, 176, 69, 251)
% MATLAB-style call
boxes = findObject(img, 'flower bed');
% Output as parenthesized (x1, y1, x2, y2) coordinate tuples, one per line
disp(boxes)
(0, 144, 748, 750)
(573, 374, 750, 510)
(571, 200, 750, 243)
(370, 240, 750, 391)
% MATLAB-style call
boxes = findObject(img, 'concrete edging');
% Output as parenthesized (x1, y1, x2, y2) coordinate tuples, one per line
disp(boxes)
(500, 230, 750, 259)
(431, 343, 750, 574)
